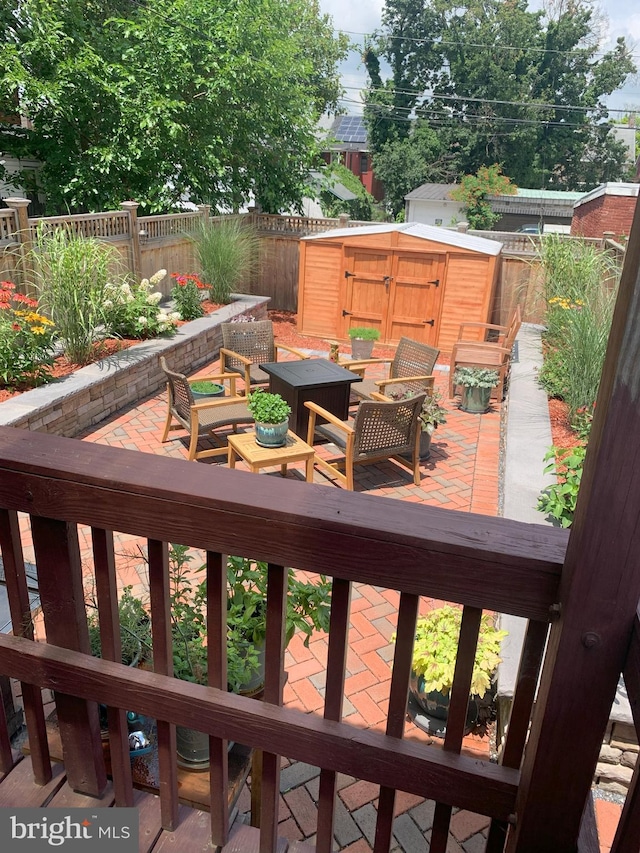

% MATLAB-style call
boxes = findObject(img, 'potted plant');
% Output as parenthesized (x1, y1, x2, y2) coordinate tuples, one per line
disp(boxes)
(247, 389, 291, 448)
(190, 380, 225, 400)
(406, 605, 507, 738)
(388, 389, 448, 459)
(453, 367, 500, 414)
(348, 326, 381, 360)
(168, 545, 331, 769)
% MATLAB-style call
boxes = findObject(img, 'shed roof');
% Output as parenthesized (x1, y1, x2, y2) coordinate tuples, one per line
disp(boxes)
(302, 222, 502, 256)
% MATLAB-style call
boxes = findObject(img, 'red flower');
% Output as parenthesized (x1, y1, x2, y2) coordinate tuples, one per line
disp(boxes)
(11, 322, 21, 331)
(0, 302, 10, 310)
(0, 281, 15, 290)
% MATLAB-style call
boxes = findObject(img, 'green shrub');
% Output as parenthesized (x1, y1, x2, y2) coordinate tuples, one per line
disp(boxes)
(247, 389, 291, 424)
(453, 367, 499, 388)
(190, 217, 259, 304)
(170, 273, 207, 320)
(537, 445, 587, 528)
(31, 225, 115, 364)
(348, 326, 380, 340)
(0, 281, 56, 388)
(103, 270, 179, 339)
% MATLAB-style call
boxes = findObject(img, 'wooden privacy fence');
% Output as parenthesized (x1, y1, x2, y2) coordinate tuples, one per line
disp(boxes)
(0, 198, 626, 316)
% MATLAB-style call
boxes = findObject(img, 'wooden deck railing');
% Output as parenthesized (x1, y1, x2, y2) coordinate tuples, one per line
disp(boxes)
(0, 425, 569, 852)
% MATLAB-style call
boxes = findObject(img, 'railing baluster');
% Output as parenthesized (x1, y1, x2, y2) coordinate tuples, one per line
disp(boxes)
(207, 550, 229, 847)
(92, 527, 134, 807)
(259, 563, 287, 853)
(148, 538, 178, 831)
(316, 577, 352, 853)
(0, 509, 50, 781)
(31, 516, 106, 795)
(486, 619, 549, 852)
(373, 592, 419, 853)
(430, 606, 482, 853)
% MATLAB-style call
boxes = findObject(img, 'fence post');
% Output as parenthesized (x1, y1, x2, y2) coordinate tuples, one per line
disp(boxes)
(120, 201, 141, 279)
(339, 213, 350, 228)
(602, 230, 615, 249)
(197, 204, 210, 225)
(3, 197, 33, 293)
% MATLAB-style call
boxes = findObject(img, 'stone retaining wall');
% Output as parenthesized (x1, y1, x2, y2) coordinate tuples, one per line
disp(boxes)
(0, 295, 269, 438)
(596, 721, 639, 795)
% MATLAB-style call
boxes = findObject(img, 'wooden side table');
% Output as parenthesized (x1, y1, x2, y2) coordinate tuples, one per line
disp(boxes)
(227, 431, 315, 482)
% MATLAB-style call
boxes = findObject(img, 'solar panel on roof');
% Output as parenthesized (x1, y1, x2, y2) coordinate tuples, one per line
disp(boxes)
(333, 115, 367, 144)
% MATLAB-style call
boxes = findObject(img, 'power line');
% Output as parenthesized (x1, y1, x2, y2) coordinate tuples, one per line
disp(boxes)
(336, 28, 640, 62)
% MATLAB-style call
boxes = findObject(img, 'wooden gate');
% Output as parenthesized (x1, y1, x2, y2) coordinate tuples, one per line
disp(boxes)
(342, 247, 446, 345)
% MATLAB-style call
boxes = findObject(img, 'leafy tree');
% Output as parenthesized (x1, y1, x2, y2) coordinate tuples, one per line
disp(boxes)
(364, 0, 636, 192)
(318, 163, 376, 222)
(450, 165, 517, 230)
(0, 0, 348, 214)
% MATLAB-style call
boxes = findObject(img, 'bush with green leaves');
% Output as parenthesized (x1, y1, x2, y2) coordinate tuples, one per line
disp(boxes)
(247, 389, 291, 424)
(453, 367, 499, 388)
(537, 445, 587, 528)
(103, 270, 180, 339)
(86, 585, 152, 666)
(168, 545, 331, 693)
(0, 281, 56, 388)
(538, 235, 618, 419)
(31, 225, 115, 364)
(170, 273, 207, 320)
(409, 605, 507, 698)
(348, 326, 380, 341)
(190, 217, 259, 304)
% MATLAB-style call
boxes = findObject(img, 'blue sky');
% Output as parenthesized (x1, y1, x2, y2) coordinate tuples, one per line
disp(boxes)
(319, 0, 640, 117)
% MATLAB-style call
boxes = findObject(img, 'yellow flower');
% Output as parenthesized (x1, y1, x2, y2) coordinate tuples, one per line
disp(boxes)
(32, 326, 47, 335)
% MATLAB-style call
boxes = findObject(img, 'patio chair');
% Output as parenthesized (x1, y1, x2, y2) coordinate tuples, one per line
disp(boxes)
(341, 336, 439, 403)
(305, 393, 427, 490)
(449, 305, 522, 400)
(219, 320, 308, 394)
(160, 357, 254, 461)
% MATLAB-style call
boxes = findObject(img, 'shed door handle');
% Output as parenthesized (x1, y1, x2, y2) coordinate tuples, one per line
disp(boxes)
(342, 309, 352, 317)
(423, 319, 435, 327)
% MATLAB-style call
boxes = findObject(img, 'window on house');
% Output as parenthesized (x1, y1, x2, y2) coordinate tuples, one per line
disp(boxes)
(360, 154, 369, 173)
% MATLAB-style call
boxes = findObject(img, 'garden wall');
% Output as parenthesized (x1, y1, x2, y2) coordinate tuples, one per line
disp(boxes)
(0, 295, 269, 438)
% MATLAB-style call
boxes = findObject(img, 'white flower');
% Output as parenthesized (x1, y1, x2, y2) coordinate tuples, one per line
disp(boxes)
(149, 269, 167, 286)
(147, 291, 162, 305)
(140, 278, 150, 290)
(169, 311, 181, 322)
(137, 316, 148, 326)
(103, 299, 113, 310)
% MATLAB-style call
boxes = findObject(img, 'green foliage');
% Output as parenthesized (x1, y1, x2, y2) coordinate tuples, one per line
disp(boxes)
(191, 218, 259, 304)
(170, 273, 206, 321)
(450, 166, 517, 230)
(1, 0, 348, 214)
(30, 226, 115, 364)
(86, 585, 152, 666)
(363, 0, 636, 190)
(247, 390, 291, 425)
(318, 163, 376, 222)
(190, 380, 223, 395)
(0, 281, 56, 388)
(103, 270, 179, 339)
(348, 326, 381, 341)
(538, 445, 587, 528)
(168, 545, 332, 693)
(410, 606, 507, 698)
(388, 388, 447, 433)
(453, 367, 499, 389)
(539, 235, 618, 418)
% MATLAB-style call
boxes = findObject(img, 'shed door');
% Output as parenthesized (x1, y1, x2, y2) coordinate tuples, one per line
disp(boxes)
(387, 252, 445, 345)
(342, 248, 388, 337)
(343, 247, 445, 346)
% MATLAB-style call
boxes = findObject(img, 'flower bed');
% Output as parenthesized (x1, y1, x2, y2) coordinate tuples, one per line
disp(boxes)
(0, 295, 269, 438)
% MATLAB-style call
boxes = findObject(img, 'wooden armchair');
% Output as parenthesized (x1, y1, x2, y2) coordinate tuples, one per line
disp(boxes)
(219, 319, 308, 394)
(160, 357, 254, 461)
(449, 306, 522, 400)
(341, 336, 439, 403)
(305, 393, 427, 490)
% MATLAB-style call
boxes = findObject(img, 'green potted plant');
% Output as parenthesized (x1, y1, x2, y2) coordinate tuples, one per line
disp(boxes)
(190, 380, 225, 400)
(453, 367, 500, 414)
(168, 545, 331, 769)
(348, 326, 381, 359)
(247, 389, 291, 448)
(407, 605, 507, 738)
(389, 389, 448, 459)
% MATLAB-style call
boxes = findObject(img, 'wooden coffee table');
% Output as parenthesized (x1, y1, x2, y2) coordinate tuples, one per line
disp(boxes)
(227, 431, 315, 482)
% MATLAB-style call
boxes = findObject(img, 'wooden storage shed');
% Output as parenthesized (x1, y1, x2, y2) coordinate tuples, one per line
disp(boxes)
(297, 223, 503, 353)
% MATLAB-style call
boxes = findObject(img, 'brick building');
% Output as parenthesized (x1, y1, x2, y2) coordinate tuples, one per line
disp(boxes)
(571, 182, 639, 239)
(321, 116, 384, 202)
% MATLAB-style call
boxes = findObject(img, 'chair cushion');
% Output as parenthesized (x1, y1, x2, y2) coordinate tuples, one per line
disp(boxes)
(314, 422, 351, 451)
(196, 400, 254, 434)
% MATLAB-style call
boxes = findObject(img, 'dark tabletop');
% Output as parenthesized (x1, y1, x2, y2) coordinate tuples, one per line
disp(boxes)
(259, 358, 362, 388)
